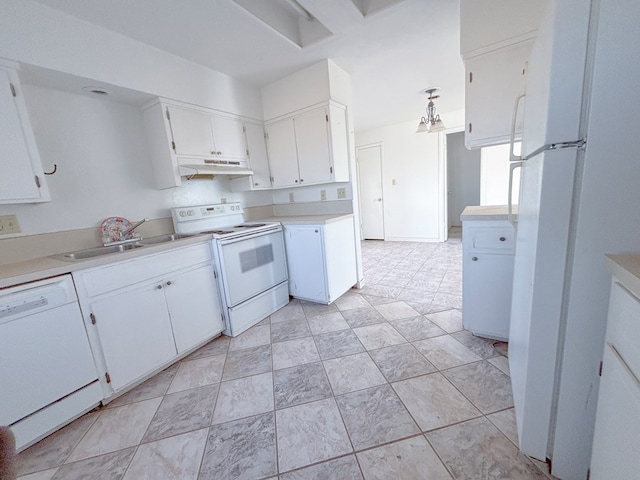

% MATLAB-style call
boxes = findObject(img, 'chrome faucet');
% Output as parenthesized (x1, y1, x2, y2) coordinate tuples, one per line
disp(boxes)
(120, 218, 149, 241)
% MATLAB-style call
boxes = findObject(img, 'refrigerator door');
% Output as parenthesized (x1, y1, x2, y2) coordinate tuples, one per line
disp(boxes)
(508, 0, 590, 465)
(509, 148, 576, 460)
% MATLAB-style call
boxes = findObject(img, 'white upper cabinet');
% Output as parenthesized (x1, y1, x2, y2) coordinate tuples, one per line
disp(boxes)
(295, 107, 333, 185)
(210, 115, 248, 160)
(0, 65, 50, 204)
(142, 99, 252, 189)
(265, 117, 299, 188)
(464, 41, 530, 149)
(167, 105, 248, 161)
(166, 106, 215, 157)
(230, 122, 272, 191)
(460, 0, 546, 149)
(265, 103, 349, 189)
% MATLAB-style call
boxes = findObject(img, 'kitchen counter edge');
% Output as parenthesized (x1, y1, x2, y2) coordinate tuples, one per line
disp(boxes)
(460, 205, 517, 222)
(605, 254, 640, 300)
(260, 213, 353, 225)
(0, 234, 212, 290)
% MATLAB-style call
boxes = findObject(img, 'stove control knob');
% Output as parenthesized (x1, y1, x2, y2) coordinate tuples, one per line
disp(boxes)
(179, 211, 186, 217)
(187, 210, 194, 216)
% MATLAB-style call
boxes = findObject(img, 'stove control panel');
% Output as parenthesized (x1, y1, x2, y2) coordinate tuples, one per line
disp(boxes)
(172, 203, 244, 222)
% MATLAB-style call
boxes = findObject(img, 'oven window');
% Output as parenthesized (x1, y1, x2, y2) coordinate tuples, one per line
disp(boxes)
(239, 244, 274, 273)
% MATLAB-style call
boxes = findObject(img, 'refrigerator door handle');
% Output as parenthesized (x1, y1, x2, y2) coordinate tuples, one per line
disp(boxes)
(508, 161, 523, 229)
(509, 93, 526, 162)
(521, 138, 587, 161)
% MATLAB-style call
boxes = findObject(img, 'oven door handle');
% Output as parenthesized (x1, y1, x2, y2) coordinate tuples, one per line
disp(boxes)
(218, 227, 282, 245)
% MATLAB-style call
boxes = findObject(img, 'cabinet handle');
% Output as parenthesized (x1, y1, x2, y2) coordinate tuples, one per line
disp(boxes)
(472, 256, 478, 261)
(157, 284, 163, 289)
(166, 281, 172, 286)
(254, 182, 259, 186)
(300, 179, 304, 182)
(295, 179, 298, 183)
(499, 237, 506, 242)
(210, 151, 215, 155)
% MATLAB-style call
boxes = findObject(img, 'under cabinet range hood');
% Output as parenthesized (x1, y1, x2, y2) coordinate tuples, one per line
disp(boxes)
(178, 159, 253, 178)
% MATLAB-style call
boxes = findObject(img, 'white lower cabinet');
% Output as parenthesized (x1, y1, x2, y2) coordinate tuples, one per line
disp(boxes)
(462, 219, 515, 340)
(283, 216, 357, 304)
(74, 243, 224, 398)
(165, 264, 223, 353)
(590, 275, 640, 480)
(88, 281, 177, 392)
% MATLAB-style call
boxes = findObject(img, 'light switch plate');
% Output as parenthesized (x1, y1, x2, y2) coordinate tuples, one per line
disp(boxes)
(0, 214, 21, 234)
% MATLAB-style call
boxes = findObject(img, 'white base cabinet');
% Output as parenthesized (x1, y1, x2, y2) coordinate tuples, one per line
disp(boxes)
(462, 219, 515, 341)
(590, 265, 640, 480)
(284, 216, 357, 304)
(74, 243, 224, 398)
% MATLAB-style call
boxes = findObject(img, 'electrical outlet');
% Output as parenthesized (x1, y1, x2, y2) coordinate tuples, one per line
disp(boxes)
(220, 197, 227, 204)
(0, 215, 21, 234)
(337, 187, 346, 199)
(289, 192, 295, 203)
(320, 190, 327, 201)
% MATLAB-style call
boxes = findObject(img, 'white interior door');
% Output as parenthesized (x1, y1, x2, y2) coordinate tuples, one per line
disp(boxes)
(357, 145, 384, 240)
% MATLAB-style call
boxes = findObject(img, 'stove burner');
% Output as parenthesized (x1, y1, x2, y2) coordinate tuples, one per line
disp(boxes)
(234, 223, 267, 228)
(201, 229, 234, 235)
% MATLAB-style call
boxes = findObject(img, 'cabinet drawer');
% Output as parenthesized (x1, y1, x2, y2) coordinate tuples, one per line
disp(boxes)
(467, 227, 515, 252)
(606, 282, 640, 380)
(76, 243, 212, 298)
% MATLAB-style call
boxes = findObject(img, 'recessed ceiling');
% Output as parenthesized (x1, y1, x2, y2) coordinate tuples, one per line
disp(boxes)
(28, 0, 464, 132)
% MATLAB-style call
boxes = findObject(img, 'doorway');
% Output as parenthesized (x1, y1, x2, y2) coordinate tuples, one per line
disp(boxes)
(446, 131, 480, 227)
(356, 144, 384, 240)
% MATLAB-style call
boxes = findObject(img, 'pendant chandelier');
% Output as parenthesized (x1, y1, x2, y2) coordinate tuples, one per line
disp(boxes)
(416, 87, 446, 133)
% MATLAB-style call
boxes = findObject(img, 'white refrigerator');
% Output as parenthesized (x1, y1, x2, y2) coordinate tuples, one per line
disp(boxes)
(508, 0, 640, 479)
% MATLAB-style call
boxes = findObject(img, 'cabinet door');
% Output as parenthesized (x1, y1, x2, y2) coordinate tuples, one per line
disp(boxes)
(285, 226, 327, 303)
(167, 106, 215, 157)
(590, 345, 640, 480)
(266, 118, 299, 188)
(164, 264, 224, 354)
(90, 282, 177, 392)
(464, 41, 531, 149)
(0, 68, 49, 203)
(462, 252, 514, 340)
(245, 122, 271, 189)
(210, 115, 248, 160)
(294, 107, 333, 185)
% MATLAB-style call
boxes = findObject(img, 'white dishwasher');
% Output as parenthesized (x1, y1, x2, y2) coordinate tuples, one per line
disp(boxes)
(0, 275, 102, 451)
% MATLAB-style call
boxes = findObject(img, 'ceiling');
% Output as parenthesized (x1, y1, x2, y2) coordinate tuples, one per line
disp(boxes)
(29, 0, 464, 132)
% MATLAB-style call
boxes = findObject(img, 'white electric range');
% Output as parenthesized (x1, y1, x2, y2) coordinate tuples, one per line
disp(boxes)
(171, 203, 289, 336)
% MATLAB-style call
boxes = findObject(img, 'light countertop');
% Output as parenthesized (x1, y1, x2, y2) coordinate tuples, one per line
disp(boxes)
(259, 213, 353, 225)
(605, 254, 640, 300)
(460, 205, 517, 222)
(0, 234, 212, 290)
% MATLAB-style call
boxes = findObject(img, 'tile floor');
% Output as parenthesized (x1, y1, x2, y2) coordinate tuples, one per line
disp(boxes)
(15, 228, 555, 479)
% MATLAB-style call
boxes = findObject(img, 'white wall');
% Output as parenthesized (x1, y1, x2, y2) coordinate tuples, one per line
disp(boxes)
(0, 0, 275, 238)
(447, 131, 480, 227)
(0, 0, 263, 119)
(0, 85, 270, 236)
(355, 111, 464, 242)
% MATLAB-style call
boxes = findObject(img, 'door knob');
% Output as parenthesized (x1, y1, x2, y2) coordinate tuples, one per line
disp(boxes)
(376, 198, 382, 201)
